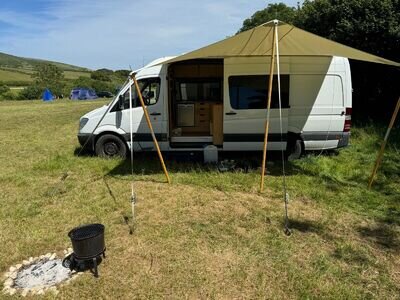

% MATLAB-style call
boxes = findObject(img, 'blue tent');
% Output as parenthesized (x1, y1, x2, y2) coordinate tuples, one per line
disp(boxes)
(70, 88, 98, 100)
(42, 89, 54, 101)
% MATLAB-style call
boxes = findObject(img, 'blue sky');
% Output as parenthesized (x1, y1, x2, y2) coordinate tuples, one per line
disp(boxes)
(0, 0, 300, 70)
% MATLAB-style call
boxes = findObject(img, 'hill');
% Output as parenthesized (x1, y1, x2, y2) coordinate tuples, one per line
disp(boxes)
(0, 52, 90, 72)
(0, 52, 92, 86)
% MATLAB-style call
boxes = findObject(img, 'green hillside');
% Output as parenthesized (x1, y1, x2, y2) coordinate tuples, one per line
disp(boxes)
(0, 52, 92, 86)
(0, 52, 127, 99)
(0, 52, 90, 72)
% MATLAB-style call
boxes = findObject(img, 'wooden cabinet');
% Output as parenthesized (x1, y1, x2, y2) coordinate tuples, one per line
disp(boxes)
(195, 102, 210, 131)
(177, 102, 223, 139)
(211, 104, 223, 145)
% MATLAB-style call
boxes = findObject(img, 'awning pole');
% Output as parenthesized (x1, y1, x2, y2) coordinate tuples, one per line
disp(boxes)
(368, 97, 400, 188)
(260, 22, 277, 192)
(131, 74, 171, 184)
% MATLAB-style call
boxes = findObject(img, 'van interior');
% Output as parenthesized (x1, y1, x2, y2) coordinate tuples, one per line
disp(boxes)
(168, 59, 223, 147)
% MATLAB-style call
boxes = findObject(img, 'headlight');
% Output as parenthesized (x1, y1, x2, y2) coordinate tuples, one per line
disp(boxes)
(79, 117, 89, 130)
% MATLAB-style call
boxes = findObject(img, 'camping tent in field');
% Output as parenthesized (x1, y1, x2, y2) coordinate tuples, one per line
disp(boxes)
(42, 89, 54, 101)
(70, 88, 98, 100)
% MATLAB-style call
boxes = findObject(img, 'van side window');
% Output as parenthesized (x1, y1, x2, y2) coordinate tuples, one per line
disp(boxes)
(175, 80, 221, 102)
(112, 77, 161, 111)
(229, 75, 289, 110)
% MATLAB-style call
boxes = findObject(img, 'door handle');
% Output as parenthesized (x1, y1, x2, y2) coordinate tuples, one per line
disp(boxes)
(150, 112, 161, 116)
(225, 111, 237, 115)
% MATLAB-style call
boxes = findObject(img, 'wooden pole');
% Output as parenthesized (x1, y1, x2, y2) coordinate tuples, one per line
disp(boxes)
(260, 24, 277, 192)
(368, 97, 400, 188)
(131, 74, 171, 184)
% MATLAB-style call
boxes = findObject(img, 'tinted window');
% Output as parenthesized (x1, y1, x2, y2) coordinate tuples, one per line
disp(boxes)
(229, 75, 289, 110)
(175, 80, 221, 102)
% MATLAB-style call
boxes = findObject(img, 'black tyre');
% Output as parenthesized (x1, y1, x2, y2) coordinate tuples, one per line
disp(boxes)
(95, 134, 127, 158)
(287, 138, 304, 161)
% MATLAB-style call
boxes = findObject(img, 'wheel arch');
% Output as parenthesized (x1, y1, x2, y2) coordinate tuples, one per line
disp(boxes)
(286, 131, 304, 148)
(286, 131, 304, 159)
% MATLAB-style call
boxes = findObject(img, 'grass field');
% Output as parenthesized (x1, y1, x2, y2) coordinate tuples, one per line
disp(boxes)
(0, 69, 33, 83)
(0, 99, 399, 299)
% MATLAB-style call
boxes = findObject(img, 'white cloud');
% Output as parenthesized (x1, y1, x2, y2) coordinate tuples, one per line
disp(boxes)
(0, 0, 299, 69)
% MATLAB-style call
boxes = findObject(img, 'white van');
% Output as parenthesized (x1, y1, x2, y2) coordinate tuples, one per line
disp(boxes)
(77, 56, 352, 158)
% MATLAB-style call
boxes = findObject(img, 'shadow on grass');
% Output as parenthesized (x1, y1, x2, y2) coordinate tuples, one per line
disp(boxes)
(73, 146, 94, 157)
(73, 145, 345, 181)
(284, 218, 335, 241)
(103, 176, 134, 234)
(380, 207, 400, 226)
(332, 244, 371, 265)
(288, 219, 324, 234)
(104, 150, 304, 178)
(357, 223, 399, 251)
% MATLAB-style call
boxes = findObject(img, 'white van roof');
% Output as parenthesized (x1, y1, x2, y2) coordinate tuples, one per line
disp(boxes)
(130, 56, 177, 77)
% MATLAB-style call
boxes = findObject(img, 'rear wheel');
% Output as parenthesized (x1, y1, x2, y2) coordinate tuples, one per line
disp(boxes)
(287, 137, 304, 161)
(95, 134, 127, 158)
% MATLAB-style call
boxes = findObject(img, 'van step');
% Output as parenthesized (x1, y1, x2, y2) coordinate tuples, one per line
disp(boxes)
(169, 142, 213, 148)
(170, 136, 213, 143)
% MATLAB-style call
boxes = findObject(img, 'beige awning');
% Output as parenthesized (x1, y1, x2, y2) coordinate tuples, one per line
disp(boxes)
(164, 20, 399, 67)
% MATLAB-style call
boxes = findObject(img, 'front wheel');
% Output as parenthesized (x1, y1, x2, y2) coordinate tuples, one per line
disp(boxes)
(95, 134, 127, 158)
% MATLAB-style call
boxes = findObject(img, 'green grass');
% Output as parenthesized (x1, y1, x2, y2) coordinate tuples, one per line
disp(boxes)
(63, 70, 91, 80)
(0, 67, 91, 86)
(0, 99, 399, 299)
(0, 68, 33, 83)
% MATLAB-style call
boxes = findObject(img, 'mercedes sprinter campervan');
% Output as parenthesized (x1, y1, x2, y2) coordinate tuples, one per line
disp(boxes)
(77, 55, 352, 158)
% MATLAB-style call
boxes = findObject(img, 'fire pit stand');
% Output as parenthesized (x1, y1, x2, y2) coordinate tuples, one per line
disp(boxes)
(62, 224, 106, 277)
(62, 252, 105, 277)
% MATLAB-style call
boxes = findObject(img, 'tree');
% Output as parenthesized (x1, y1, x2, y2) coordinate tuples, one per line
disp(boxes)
(31, 63, 65, 96)
(115, 70, 130, 78)
(0, 85, 13, 100)
(296, 0, 400, 120)
(237, 0, 400, 120)
(0, 85, 10, 95)
(91, 70, 111, 81)
(238, 3, 298, 33)
(19, 85, 43, 100)
(296, 0, 400, 60)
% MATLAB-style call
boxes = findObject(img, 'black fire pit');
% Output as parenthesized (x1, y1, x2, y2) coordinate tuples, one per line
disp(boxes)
(63, 223, 106, 277)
